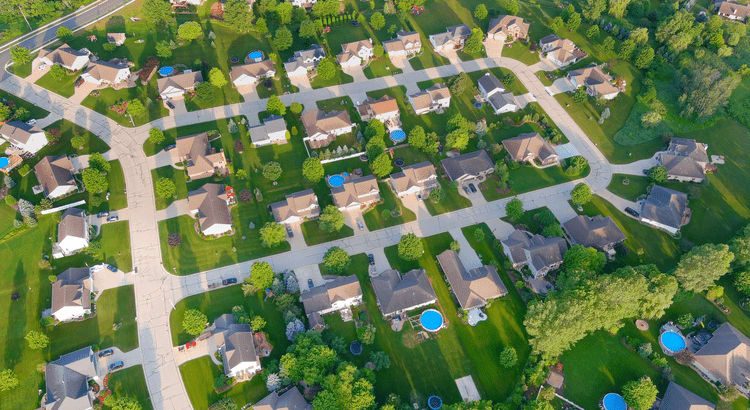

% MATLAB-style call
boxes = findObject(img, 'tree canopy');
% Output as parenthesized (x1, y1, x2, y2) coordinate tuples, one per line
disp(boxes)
(82, 168, 108, 194)
(209, 68, 227, 88)
(177, 21, 203, 42)
(570, 183, 592, 204)
(182, 309, 208, 336)
(319, 205, 345, 232)
(262, 161, 283, 181)
(148, 128, 165, 145)
(280, 332, 337, 385)
(398, 233, 424, 261)
(142, 0, 174, 25)
(259, 222, 286, 247)
(313, 364, 375, 410)
(673, 243, 734, 293)
(223, 0, 253, 32)
(370, 152, 393, 178)
(302, 157, 325, 183)
(155, 177, 176, 199)
(505, 198, 524, 220)
(323, 247, 351, 273)
(267, 95, 286, 116)
(273, 26, 293, 50)
(622, 377, 658, 410)
(25, 330, 49, 350)
(250, 261, 275, 289)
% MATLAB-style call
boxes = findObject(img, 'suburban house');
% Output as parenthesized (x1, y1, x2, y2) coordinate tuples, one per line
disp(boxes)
(383, 30, 422, 58)
(284, 45, 326, 77)
(188, 183, 233, 236)
(337, 39, 374, 68)
(488, 91, 519, 114)
(429, 24, 471, 52)
(208, 314, 262, 379)
(436, 250, 507, 310)
(270, 189, 320, 224)
(538, 35, 587, 68)
(693, 322, 750, 395)
(300, 275, 363, 329)
(477, 72, 505, 98)
(501, 230, 568, 278)
(290, 0, 316, 7)
(331, 175, 380, 210)
(717, 1, 750, 22)
(371, 269, 438, 318)
(175, 132, 227, 180)
(52, 207, 90, 258)
(477, 73, 519, 114)
(248, 115, 288, 146)
(567, 65, 621, 100)
(50, 267, 92, 322)
(659, 381, 715, 410)
(658, 138, 710, 183)
(80, 59, 131, 87)
(301, 109, 354, 148)
(389, 161, 438, 199)
(253, 387, 311, 410)
(357, 95, 400, 123)
(44, 347, 100, 409)
(486, 15, 530, 43)
(639, 185, 691, 235)
(502, 132, 559, 165)
(38, 43, 90, 71)
(0, 120, 48, 155)
(408, 84, 451, 115)
(34, 155, 77, 199)
(157, 70, 203, 100)
(563, 215, 626, 256)
(106, 32, 126, 46)
(441, 150, 494, 184)
(230, 59, 276, 86)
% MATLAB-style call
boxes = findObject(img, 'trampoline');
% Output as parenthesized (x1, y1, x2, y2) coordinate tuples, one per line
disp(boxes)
(602, 393, 626, 410)
(660, 331, 686, 353)
(248, 50, 263, 61)
(0, 157, 8, 168)
(390, 129, 406, 142)
(350, 341, 362, 355)
(420, 309, 444, 332)
(394, 158, 404, 167)
(328, 174, 345, 187)
(473, 101, 483, 108)
(158, 66, 174, 76)
(427, 396, 442, 410)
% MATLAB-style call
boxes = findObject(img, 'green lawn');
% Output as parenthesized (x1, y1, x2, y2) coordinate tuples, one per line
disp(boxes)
(424, 178, 472, 216)
(501, 41, 540, 65)
(151, 166, 188, 210)
(606, 174, 651, 202)
(363, 55, 404, 79)
(81, 77, 169, 127)
(300, 220, 355, 246)
(310, 67, 354, 88)
(35, 68, 82, 98)
(7, 57, 33, 78)
(104, 160, 128, 211)
(362, 182, 416, 231)
(0, 89, 50, 119)
(106, 365, 153, 410)
(184, 82, 244, 112)
(480, 164, 588, 202)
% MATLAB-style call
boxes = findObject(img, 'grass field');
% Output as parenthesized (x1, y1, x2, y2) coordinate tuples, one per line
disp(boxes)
(35, 68, 82, 98)
(106, 365, 153, 410)
(480, 163, 588, 202)
(502, 41, 540, 65)
(0, 90, 50, 119)
(151, 166, 188, 210)
(423, 178, 472, 215)
(362, 182, 416, 231)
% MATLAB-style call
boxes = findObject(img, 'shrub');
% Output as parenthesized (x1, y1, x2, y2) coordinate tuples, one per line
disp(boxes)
(498, 346, 518, 368)
(167, 233, 182, 247)
(397, 233, 424, 261)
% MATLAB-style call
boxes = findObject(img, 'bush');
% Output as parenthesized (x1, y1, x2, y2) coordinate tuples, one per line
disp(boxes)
(397, 233, 424, 261)
(167, 233, 182, 247)
(676, 313, 694, 328)
(498, 346, 518, 368)
(182, 309, 208, 336)
(637, 343, 652, 358)
(505, 198, 524, 220)
(323, 246, 350, 273)
(450, 240, 460, 252)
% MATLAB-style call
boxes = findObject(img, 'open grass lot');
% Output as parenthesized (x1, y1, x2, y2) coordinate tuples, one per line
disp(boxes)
(606, 174, 651, 202)
(480, 163, 588, 202)
(362, 182, 416, 230)
(151, 166, 188, 210)
(35, 68, 82, 98)
(81, 78, 169, 127)
(106, 365, 154, 410)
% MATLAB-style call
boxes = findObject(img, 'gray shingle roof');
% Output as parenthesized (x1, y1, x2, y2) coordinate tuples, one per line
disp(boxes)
(640, 185, 690, 230)
(249, 115, 287, 144)
(0, 120, 45, 145)
(211, 314, 258, 376)
(563, 215, 626, 250)
(477, 73, 504, 95)
(187, 183, 232, 232)
(34, 155, 75, 197)
(58, 208, 86, 241)
(52, 267, 91, 313)
(659, 381, 715, 410)
(440, 150, 494, 181)
(371, 269, 437, 316)
(694, 322, 750, 387)
(501, 230, 567, 272)
(253, 387, 311, 410)
(45, 346, 97, 409)
(436, 250, 507, 310)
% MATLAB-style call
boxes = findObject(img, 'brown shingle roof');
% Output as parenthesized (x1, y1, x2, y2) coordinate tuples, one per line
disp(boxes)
(82, 59, 129, 83)
(0, 121, 44, 145)
(389, 161, 437, 193)
(176, 132, 226, 179)
(301, 109, 352, 136)
(503, 133, 558, 163)
(270, 189, 319, 222)
(38, 43, 89, 67)
(229, 60, 275, 82)
(58, 208, 87, 241)
(187, 183, 232, 232)
(157, 71, 203, 94)
(34, 155, 75, 197)
(487, 15, 530, 39)
(51, 267, 91, 313)
(694, 322, 750, 388)
(718, 1, 750, 19)
(300, 275, 362, 314)
(253, 387, 311, 410)
(659, 382, 715, 410)
(331, 175, 379, 208)
(371, 269, 437, 316)
(436, 250, 507, 310)
(563, 215, 626, 250)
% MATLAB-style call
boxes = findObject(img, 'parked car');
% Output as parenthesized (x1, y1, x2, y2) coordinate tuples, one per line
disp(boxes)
(357, 220, 364, 230)
(468, 183, 477, 193)
(625, 207, 640, 217)
(106, 265, 118, 272)
(286, 226, 293, 237)
(166, 101, 175, 109)
(109, 361, 124, 371)
(351, 20, 359, 26)
(165, 144, 176, 151)
(463, 185, 471, 194)
(307, 278, 314, 289)
(368, 254, 375, 266)
(75, 78, 84, 88)
(98, 349, 113, 357)
(222, 278, 237, 286)
(97, 211, 109, 218)
(107, 215, 119, 222)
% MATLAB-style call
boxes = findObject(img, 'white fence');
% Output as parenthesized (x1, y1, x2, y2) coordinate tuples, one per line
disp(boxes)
(40, 200, 86, 215)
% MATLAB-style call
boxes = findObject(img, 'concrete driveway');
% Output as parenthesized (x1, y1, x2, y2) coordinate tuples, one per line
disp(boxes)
(390, 55, 412, 73)
(343, 66, 368, 82)
(289, 74, 312, 91)
(156, 199, 189, 221)
(370, 247, 390, 274)
(545, 77, 575, 96)
(97, 347, 142, 378)
(344, 209, 368, 235)
(485, 218, 515, 239)
(295, 264, 324, 292)
(287, 222, 307, 250)
(438, 48, 461, 65)
(168, 99, 188, 115)
(236, 84, 258, 101)
(484, 38, 504, 59)
(516, 92, 537, 109)
(449, 228, 483, 268)
(92, 265, 134, 293)
(401, 194, 431, 219)
(457, 184, 488, 206)
(70, 81, 98, 105)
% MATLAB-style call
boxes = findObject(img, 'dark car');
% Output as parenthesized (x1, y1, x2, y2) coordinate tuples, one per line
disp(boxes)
(165, 144, 176, 151)
(463, 185, 471, 194)
(109, 361, 124, 371)
(368, 254, 375, 266)
(468, 183, 477, 193)
(75, 78, 84, 88)
(166, 101, 175, 109)
(222, 278, 237, 286)
(106, 265, 118, 272)
(97, 211, 109, 218)
(307, 278, 314, 289)
(107, 215, 119, 222)
(351, 20, 359, 26)
(98, 349, 114, 357)
(625, 207, 640, 217)
(286, 226, 294, 238)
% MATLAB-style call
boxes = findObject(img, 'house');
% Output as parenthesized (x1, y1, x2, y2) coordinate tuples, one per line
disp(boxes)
(639, 185, 691, 235)
(284, 45, 326, 77)
(337, 39, 374, 68)
(371, 269, 437, 318)
(440, 150, 494, 184)
(429, 24, 471, 52)
(477, 73, 504, 99)
(270, 189, 320, 224)
(659, 381, 715, 410)
(38, 43, 90, 71)
(693, 322, 750, 395)
(157, 70, 203, 100)
(52, 207, 90, 258)
(477, 73, 519, 113)
(538, 35, 587, 68)
(208, 314, 262, 379)
(249, 115, 288, 146)
(658, 138, 710, 183)
(563, 215, 626, 256)
(487, 91, 519, 114)
(175, 132, 227, 180)
(188, 183, 233, 236)
(290, 0, 316, 7)
(408, 84, 451, 115)
(301, 109, 354, 148)
(301, 275, 363, 329)
(486, 15, 530, 42)
(331, 175, 380, 210)
(502, 133, 559, 165)
(357, 95, 399, 123)
(383, 30, 422, 57)
(253, 387, 311, 410)
(567, 65, 621, 100)
(436, 250, 507, 310)
(501, 230, 568, 278)
(106, 32, 126, 46)
(80, 59, 131, 86)
(44, 347, 99, 409)
(0, 120, 48, 155)
(230, 59, 276, 86)
(34, 155, 77, 199)
(389, 161, 438, 199)
(50, 267, 92, 322)
(717, 1, 750, 22)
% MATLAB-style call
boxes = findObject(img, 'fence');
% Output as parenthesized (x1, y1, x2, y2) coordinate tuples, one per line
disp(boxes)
(40, 199, 86, 215)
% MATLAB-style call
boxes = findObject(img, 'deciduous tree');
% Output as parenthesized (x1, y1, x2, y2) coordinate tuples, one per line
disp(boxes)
(260, 222, 286, 247)
(370, 152, 392, 177)
(398, 233, 424, 261)
(251, 261, 275, 289)
(302, 157, 324, 182)
(25, 330, 49, 349)
(505, 198, 524, 220)
(82, 168, 108, 194)
(177, 21, 203, 42)
(323, 246, 350, 273)
(143, 0, 174, 25)
(674, 243, 734, 293)
(474, 3, 488, 20)
(155, 177, 176, 199)
(182, 309, 207, 336)
(369, 12, 385, 30)
(262, 161, 283, 181)
(570, 183, 592, 204)
(319, 205, 345, 232)
(273, 26, 293, 50)
(622, 377, 658, 410)
(266, 95, 286, 115)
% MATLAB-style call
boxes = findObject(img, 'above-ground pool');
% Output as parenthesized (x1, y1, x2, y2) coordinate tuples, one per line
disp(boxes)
(248, 50, 263, 60)
(0, 157, 8, 168)
(158, 66, 174, 76)
(602, 393, 627, 410)
(328, 174, 345, 187)
(473, 101, 483, 108)
(427, 396, 442, 410)
(390, 129, 406, 142)
(420, 309, 444, 332)
(661, 331, 686, 353)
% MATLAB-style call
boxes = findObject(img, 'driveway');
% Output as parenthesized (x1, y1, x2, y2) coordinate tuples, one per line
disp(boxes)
(92, 264, 134, 292)
(547, 201, 577, 224)
(69, 81, 98, 105)
(401, 194, 431, 219)
(545, 77, 575, 96)
(286, 222, 307, 250)
(97, 347, 142, 379)
(438, 49, 461, 65)
(343, 66, 367, 82)
(146, 149, 179, 170)
(529, 58, 559, 73)
(155, 199, 189, 221)
(168, 99, 188, 115)
(369, 247, 390, 275)
(390, 55, 412, 73)
(515, 92, 537, 109)
(295, 264, 324, 292)
(484, 38, 504, 59)
(289, 74, 312, 91)
(449, 228, 483, 268)
(611, 154, 659, 176)
(457, 184, 487, 207)
(344, 209, 368, 235)
(236, 84, 258, 101)
(485, 218, 515, 239)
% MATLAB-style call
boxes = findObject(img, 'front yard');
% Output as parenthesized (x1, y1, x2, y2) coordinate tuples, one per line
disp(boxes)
(362, 182, 416, 231)
(106, 365, 154, 410)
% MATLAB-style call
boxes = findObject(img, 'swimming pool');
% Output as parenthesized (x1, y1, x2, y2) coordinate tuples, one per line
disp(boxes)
(328, 174, 345, 187)
(420, 309, 444, 332)
(602, 393, 626, 410)
(390, 129, 406, 142)
(158, 66, 174, 76)
(660, 331, 686, 353)
(248, 50, 263, 61)
(0, 157, 8, 168)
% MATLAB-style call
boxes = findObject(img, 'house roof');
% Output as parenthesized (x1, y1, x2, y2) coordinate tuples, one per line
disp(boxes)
(187, 183, 232, 232)
(502, 230, 567, 271)
(477, 73, 504, 94)
(301, 109, 352, 136)
(341, 39, 373, 55)
(51, 267, 91, 313)
(331, 175, 379, 208)
(34, 155, 75, 196)
(45, 347, 97, 409)
(284, 44, 326, 72)
(229, 59, 275, 82)
(440, 150, 494, 181)
(659, 381, 715, 410)
(487, 15, 530, 38)
(488, 92, 518, 111)
(249, 115, 287, 144)
(38, 43, 88, 67)
(301, 275, 362, 315)
(436, 250, 507, 310)
(641, 185, 690, 230)
(667, 138, 709, 163)
(0, 120, 45, 145)
(661, 154, 706, 179)
(563, 215, 626, 249)
(210, 314, 258, 373)
(157, 70, 203, 94)
(694, 322, 750, 387)
(389, 161, 437, 193)
(372, 269, 437, 316)
(397, 30, 420, 45)
(383, 30, 421, 53)
(83, 59, 129, 83)
(176, 132, 226, 177)
(253, 387, 311, 410)
(358, 95, 399, 117)
(58, 207, 87, 241)
(270, 189, 319, 222)
(430, 24, 471, 46)
(567, 65, 618, 95)
(409, 83, 450, 111)
(718, 1, 750, 18)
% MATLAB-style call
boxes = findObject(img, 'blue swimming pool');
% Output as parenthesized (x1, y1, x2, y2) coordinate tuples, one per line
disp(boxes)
(602, 393, 626, 410)
(158, 66, 174, 76)
(248, 50, 263, 60)
(390, 129, 406, 142)
(328, 175, 345, 187)
(420, 309, 444, 332)
(661, 331, 686, 353)
(0, 157, 8, 168)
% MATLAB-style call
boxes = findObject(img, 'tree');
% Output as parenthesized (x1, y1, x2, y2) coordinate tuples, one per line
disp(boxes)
(280, 332, 336, 384)
(570, 183, 592, 204)
(266, 95, 286, 115)
(56, 26, 72, 39)
(558, 245, 606, 289)
(364, 118, 386, 140)
(358, 324, 376, 345)
(630, 27, 649, 44)
(319, 205, 345, 232)
(602, 36, 616, 52)
(641, 110, 662, 128)
(581, 0, 606, 20)
(260, 222, 286, 247)
(290, 102, 303, 115)
(474, 3, 488, 20)
(505, 198, 523, 220)
(655, 10, 701, 54)
(449, 72, 471, 95)
(370, 152, 393, 178)
(572, 86, 587, 103)
(735, 270, 750, 297)
(155, 177, 176, 199)
(586, 25, 600, 39)
(398, 233, 424, 261)
(608, 0, 632, 18)
(10, 46, 32, 66)
(88, 152, 110, 174)
(501, 0, 519, 15)
(730, 224, 750, 267)
(110, 396, 142, 410)
(498, 346, 518, 368)
(208, 68, 227, 88)
(302, 157, 324, 183)
(276, 1, 293, 23)
(634, 46, 654, 69)
(143, 0, 173, 25)
(679, 59, 740, 118)
(178, 21, 203, 42)
(566, 12, 581, 31)
(222, 0, 253, 32)
(49, 65, 66, 82)
(550, 16, 564, 33)
(622, 377, 658, 410)
(313, 364, 375, 410)
(674, 243, 734, 293)
(25, 330, 49, 349)
(247, 315, 266, 332)
(250, 261, 275, 290)
(273, 26, 293, 50)
(0, 369, 19, 391)
(647, 165, 667, 183)
(154, 40, 172, 59)
(82, 168, 108, 194)
(370, 12, 385, 30)
(316, 58, 336, 81)
(263, 161, 283, 181)
(445, 129, 470, 151)
(127, 99, 145, 118)
(146, 129, 165, 148)
(299, 18, 317, 38)
(0, 103, 10, 122)
(70, 135, 86, 149)
(323, 247, 350, 273)
(369, 351, 391, 370)
(254, 17, 268, 34)
(463, 28, 484, 55)
(182, 309, 208, 336)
